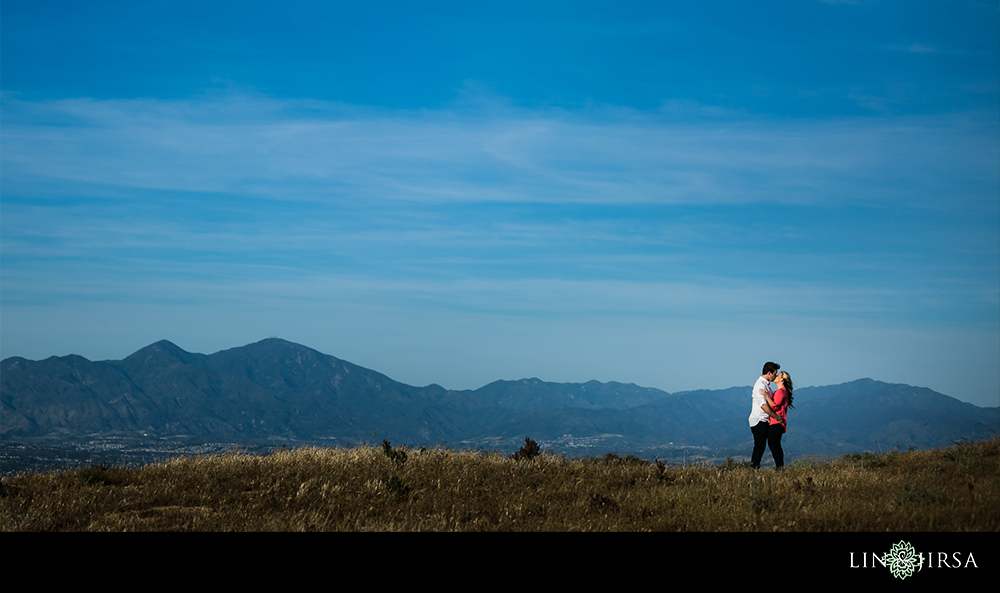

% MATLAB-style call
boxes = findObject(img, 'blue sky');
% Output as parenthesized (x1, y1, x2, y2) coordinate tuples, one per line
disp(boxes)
(2, 1, 998, 407)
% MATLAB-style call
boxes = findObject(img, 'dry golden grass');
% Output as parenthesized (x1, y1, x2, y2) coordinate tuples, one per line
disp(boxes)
(1, 438, 997, 531)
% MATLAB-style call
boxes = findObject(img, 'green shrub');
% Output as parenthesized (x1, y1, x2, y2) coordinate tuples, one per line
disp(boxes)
(510, 437, 541, 461)
(381, 440, 408, 466)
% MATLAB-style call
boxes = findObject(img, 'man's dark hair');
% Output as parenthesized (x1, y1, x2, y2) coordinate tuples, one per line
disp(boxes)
(762, 362, 780, 375)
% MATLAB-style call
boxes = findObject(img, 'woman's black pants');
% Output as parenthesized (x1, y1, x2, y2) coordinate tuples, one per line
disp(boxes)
(751, 421, 785, 469)
(768, 423, 785, 469)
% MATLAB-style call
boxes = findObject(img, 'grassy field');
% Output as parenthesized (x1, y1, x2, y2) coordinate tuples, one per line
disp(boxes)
(1, 438, 997, 531)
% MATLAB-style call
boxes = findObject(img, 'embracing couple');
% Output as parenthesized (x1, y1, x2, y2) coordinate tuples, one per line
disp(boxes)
(749, 362, 794, 470)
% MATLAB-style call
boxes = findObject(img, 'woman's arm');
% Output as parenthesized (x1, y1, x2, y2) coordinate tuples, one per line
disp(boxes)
(759, 388, 776, 409)
(761, 402, 782, 423)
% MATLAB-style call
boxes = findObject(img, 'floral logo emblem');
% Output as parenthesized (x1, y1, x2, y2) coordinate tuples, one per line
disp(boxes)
(887, 540, 919, 580)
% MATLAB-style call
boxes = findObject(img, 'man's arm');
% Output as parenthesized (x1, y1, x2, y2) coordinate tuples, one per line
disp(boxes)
(759, 388, 776, 409)
(761, 402, 781, 423)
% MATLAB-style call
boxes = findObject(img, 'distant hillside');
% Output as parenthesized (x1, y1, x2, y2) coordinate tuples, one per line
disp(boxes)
(3, 338, 997, 456)
(2, 339, 498, 445)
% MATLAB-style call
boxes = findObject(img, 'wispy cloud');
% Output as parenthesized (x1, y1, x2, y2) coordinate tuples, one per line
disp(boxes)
(4, 93, 994, 208)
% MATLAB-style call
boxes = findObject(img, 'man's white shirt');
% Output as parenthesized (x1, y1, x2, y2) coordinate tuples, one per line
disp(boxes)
(748, 376, 773, 426)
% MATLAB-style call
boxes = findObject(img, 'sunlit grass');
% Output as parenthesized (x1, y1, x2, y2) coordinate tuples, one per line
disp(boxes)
(2, 438, 997, 531)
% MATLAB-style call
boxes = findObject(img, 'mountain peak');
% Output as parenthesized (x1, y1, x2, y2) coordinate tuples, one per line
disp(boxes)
(129, 339, 191, 358)
(253, 337, 295, 346)
(151, 339, 182, 350)
(120, 340, 204, 371)
(214, 337, 327, 360)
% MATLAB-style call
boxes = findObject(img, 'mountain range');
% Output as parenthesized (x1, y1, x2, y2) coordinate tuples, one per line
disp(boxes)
(2, 338, 997, 457)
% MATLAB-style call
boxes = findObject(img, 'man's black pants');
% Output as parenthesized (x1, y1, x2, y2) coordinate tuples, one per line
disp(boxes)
(750, 420, 770, 469)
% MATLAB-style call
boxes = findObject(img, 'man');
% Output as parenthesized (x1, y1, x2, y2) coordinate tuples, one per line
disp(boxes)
(749, 362, 780, 469)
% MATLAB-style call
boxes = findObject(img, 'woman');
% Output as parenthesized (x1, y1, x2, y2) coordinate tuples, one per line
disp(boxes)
(758, 371, 793, 469)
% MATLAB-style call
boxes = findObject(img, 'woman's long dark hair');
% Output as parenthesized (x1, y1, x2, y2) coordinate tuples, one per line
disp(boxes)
(778, 371, 794, 409)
